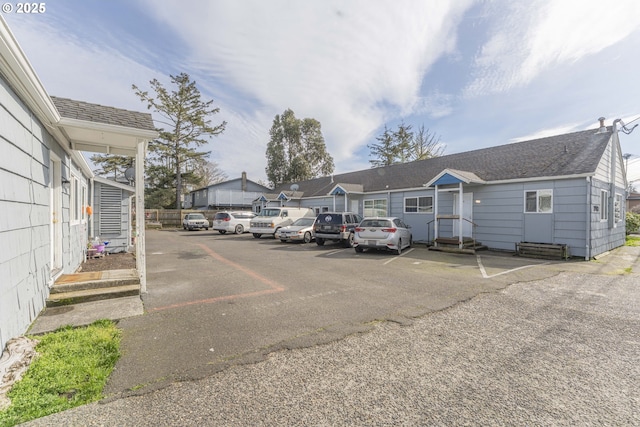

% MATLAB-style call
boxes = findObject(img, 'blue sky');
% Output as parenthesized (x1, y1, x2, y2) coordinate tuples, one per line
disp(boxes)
(4, 0, 640, 186)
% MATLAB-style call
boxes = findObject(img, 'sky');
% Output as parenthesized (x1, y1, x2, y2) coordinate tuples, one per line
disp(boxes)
(4, 0, 640, 188)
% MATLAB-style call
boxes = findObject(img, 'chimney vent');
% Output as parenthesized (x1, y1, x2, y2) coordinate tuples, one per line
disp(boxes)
(596, 117, 607, 134)
(241, 171, 247, 192)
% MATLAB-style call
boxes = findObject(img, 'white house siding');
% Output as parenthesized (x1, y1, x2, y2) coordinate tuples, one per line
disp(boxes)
(0, 76, 54, 350)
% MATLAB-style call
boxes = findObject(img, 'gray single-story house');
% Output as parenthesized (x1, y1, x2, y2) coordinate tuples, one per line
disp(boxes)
(257, 121, 627, 259)
(0, 18, 156, 351)
(185, 172, 271, 210)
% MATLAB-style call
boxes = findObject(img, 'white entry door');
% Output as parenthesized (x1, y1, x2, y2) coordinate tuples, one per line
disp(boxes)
(453, 192, 473, 237)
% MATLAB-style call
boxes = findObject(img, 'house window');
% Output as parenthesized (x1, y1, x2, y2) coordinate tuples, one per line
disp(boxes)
(615, 194, 623, 222)
(600, 190, 608, 221)
(524, 190, 552, 213)
(314, 206, 330, 215)
(364, 199, 387, 217)
(404, 196, 433, 213)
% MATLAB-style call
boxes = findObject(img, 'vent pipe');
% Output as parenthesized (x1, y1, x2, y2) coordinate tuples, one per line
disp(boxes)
(596, 117, 607, 134)
(241, 171, 247, 192)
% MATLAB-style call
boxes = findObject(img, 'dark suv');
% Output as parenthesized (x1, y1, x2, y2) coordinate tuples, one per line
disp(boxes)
(314, 212, 363, 247)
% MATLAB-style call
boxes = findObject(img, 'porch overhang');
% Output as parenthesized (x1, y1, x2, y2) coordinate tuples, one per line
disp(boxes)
(426, 168, 485, 187)
(58, 117, 157, 156)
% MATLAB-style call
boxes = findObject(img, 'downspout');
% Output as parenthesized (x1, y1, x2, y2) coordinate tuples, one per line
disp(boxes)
(609, 119, 621, 230)
(90, 176, 95, 239)
(434, 185, 439, 244)
(344, 193, 348, 212)
(586, 176, 591, 260)
(458, 182, 463, 249)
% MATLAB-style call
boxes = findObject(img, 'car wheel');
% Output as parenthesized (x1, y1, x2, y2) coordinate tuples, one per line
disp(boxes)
(316, 238, 325, 246)
(409, 236, 412, 248)
(303, 232, 312, 244)
(205, 228, 209, 230)
(253, 233, 261, 239)
(355, 246, 364, 253)
(280, 239, 287, 243)
(183, 225, 186, 230)
(343, 233, 354, 248)
(219, 230, 226, 235)
(394, 239, 402, 256)
(235, 224, 244, 234)
(273, 228, 280, 239)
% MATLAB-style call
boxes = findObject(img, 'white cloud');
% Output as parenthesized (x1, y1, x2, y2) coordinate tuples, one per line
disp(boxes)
(466, 0, 640, 97)
(138, 0, 474, 172)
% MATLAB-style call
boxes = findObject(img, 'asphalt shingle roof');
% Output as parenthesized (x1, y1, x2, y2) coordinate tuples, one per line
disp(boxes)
(51, 96, 155, 131)
(273, 128, 613, 196)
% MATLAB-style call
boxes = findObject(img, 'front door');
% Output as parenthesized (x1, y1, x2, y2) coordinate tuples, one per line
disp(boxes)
(453, 192, 473, 237)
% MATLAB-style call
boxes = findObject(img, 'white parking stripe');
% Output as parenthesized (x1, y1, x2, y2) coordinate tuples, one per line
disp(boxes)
(383, 247, 415, 265)
(476, 254, 549, 278)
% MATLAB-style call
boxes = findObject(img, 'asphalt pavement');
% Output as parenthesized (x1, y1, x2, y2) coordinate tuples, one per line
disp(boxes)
(22, 231, 640, 426)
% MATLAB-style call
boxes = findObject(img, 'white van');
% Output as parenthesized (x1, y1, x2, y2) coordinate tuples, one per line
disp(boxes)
(249, 207, 315, 238)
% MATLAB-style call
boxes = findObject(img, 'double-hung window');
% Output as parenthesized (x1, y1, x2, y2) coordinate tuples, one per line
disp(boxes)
(364, 199, 387, 217)
(524, 189, 552, 213)
(404, 196, 433, 213)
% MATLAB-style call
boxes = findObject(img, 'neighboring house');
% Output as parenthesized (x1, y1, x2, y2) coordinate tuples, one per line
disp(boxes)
(91, 176, 135, 253)
(0, 18, 156, 351)
(256, 121, 627, 260)
(185, 172, 270, 210)
(627, 192, 640, 213)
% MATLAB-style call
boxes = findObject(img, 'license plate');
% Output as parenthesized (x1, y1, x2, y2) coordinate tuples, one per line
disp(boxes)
(368, 240, 377, 246)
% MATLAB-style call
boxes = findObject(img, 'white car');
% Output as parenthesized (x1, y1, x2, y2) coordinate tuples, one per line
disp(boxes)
(353, 217, 412, 255)
(182, 213, 209, 231)
(212, 211, 256, 234)
(278, 217, 316, 243)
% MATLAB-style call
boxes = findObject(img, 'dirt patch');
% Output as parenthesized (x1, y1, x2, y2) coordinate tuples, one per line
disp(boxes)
(78, 253, 137, 272)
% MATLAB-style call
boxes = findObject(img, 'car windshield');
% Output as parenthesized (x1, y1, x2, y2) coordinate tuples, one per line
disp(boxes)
(292, 217, 314, 227)
(188, 214, 206, 220)
(360, 219, 392, 228)
(257, 209, 281, 217)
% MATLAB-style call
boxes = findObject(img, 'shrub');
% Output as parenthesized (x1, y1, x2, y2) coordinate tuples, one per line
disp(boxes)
(626, 212, 640, 234)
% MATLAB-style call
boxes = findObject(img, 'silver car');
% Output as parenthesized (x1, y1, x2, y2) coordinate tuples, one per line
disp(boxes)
(278, 217, 316, 243)
(212, 211, 256, 234)
(353, 217, 412, 255)
(182, 213, 210, 231)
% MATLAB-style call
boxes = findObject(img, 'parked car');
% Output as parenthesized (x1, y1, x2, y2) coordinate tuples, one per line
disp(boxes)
(249, 207, 316, 238)
(277, 217, 316, 243)
(314, 212, 363, 247)
(182, 213, 209, 231)
(213, 211, 256, 234)
(353, 217, 412, 255)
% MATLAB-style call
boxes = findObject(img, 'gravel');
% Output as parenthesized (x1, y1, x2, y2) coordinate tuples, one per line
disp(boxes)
(22, 272, 639, 426)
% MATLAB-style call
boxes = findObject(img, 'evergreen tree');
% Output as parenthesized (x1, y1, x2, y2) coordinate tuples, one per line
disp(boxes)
(265, 109, 334, 187)
(133, 73, 226, 209)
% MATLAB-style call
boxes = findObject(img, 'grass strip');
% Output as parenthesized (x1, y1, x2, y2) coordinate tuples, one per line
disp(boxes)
(626, 235, 640, 247)
(0, 319, 121, 427)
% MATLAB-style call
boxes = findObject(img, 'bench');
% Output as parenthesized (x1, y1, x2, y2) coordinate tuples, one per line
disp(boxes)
(515, 242, 569, 260)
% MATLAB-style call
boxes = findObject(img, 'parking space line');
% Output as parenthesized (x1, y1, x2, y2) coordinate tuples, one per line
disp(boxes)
(383, 248, 415, 265)
(476, 254, 550, 279)
(150, 243, 285, 312)
(325, 249, 346, 256)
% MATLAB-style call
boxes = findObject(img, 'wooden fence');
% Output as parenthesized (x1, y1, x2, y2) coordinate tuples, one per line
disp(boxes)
(142, 209, 253, 229)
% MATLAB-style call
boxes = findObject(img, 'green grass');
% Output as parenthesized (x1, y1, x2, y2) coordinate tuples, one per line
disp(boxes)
(0, 320, 121, 427)
(626, 235, 640, 247)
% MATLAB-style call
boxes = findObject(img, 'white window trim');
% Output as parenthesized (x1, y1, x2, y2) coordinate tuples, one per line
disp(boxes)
(404, 196, 433, 214)
(524, 189, 553, 214)
(614, 193, 623, 223)
(600, 190, 608, 222)
(364, 198, 388, 217)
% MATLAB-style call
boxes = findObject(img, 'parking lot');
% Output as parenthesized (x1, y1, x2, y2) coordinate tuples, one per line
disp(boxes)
(106, 228, 576, 396)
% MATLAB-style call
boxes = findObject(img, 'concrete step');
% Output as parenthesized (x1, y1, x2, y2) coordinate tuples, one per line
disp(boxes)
(46, 284, 140, 307)
(51, 269, 139, 294)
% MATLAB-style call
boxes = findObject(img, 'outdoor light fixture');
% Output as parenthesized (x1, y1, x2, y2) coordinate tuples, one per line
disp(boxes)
(61, 178, 71, 190)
